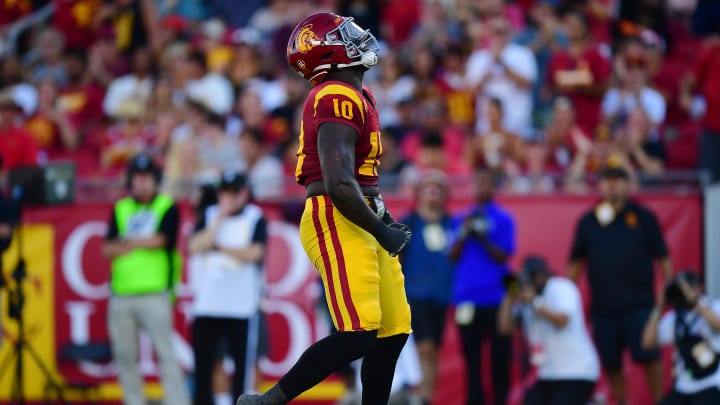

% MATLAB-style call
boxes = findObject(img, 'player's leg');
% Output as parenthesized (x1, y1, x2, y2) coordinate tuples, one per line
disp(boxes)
(237, 196, 383, 404)
(359, 249, 412, 405)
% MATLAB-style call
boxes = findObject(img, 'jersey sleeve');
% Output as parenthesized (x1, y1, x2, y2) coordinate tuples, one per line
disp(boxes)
(312, 84, 366, 135)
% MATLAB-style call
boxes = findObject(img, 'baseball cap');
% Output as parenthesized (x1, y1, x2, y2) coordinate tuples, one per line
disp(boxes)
(520, 256, 551, 278)
(599, 164, 630, 180)
(218, 171, 247, 191)
(127, 153, 159, 174)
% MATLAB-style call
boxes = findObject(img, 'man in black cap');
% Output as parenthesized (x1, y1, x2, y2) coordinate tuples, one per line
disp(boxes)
(568, 164, 673, 405)
(498, 256, 599, 405)
(188, 171, 268, 404)
(102, 154, 189, 405)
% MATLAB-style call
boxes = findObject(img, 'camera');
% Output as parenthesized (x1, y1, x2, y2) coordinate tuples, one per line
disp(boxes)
(468, 209, 490, 236)
(664, 271, 701, 309)
(502, 273, 529, 295)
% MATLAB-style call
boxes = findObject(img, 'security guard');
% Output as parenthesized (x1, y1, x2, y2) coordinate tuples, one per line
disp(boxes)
(102, 154, 190, 405)
(568, 164, 673, 405)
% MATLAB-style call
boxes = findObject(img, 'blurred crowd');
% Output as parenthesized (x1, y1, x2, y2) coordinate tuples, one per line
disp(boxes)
(1, 0, 719, 202)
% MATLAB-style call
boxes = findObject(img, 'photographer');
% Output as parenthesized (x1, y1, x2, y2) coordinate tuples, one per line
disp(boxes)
(449, 168, 516, 405)
(642, 272, 720, 405)
(498, 256, 599, 405)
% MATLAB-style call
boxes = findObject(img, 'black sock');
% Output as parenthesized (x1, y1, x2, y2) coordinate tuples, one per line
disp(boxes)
(360, 333, 409, 405)
(278, 330, 377, 400)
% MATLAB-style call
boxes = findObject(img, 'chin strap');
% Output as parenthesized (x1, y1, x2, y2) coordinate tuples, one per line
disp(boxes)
(312, 51, 378, 74)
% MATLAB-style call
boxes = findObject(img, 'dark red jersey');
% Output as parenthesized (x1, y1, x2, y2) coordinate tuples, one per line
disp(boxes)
(295, 80, 383, 187)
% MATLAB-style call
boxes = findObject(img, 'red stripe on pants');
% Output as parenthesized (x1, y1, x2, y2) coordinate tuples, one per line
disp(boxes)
(311, 197, 345, 330)
(323, 196, 362, 331)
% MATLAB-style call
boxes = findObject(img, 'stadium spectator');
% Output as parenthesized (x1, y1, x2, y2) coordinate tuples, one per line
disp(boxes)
(400, 170, 454, 405)
(449, 168, 516, 405)
(26, 28, 67, 86)
(615, 0, 670, 49)
(469, 97, 524, 179)
(51, 0, 103, 50)
(96, 0, 161, 54)
(0, 56, 38, 117)
(208, 0, 261, 28)
(564, 124, 625, 192)
(615, 107, 667, 177)
(58, 48, 105, 138)
(102, 154, 189, 405)
(188, 171, 267, 405)
(602, 42, 666, 131)
(165, 98, 241, 196)
(86, 26, 129, 88)
(0, 89, 38, 171)
(547, 8, 611, 133)
(680, 34, 720, 182)
(466, 15, 537, 139)
(0, 0, 31, 27)
(542, 96, 593, 176)
(99, 98, 156, 173)
(401, 98, 467, 171)
(381, 0, 422, 46)
(239, 127, 283, 201)
(413, 129, 471, 178)
(377, 128, 415, 192)
(25, 78, 79, 152)
(514, 1, 568, 128)
(642, 271, 720, 405)
(498, 256, 600, 405)
(434, 45, 475, 129)
(408, 46, 441, 102)
(103, 47, 155, 118)
(365, 50, 416, 130)
(183, 50, 234, 116)
(146, 76, 184, 159)
(568, 164, 673, 405)
(227, 88, 290, 150)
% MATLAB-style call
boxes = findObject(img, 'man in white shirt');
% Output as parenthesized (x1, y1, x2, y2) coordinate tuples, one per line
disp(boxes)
(188, 171, 268, 405)
(498, 256, 599, 405)
(466, 16, 537, 139)
(185, 50, 234, 116)
(103, 48, 154, 118)
(642, 271, 720, 405)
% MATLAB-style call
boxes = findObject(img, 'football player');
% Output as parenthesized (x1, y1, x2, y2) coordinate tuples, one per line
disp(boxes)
(236, 12, 413, 405)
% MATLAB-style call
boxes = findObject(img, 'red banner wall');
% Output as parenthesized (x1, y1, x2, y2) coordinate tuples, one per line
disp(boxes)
(0, 193, 702, 405)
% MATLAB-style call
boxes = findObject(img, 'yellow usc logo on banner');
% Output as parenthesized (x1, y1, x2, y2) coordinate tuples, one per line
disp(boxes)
(0, 225, 56, 401)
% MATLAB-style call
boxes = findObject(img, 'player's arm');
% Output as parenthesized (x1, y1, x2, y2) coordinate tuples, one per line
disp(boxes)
(318, 122, 410, 256)
(318, 121, 383, 231)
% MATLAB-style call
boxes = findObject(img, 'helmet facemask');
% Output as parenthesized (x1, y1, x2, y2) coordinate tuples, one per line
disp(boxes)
(325, 17, 379, 68)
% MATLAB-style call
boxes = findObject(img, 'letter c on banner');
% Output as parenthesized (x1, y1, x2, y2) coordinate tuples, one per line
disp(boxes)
(258, 299, 311, 376)
(267, 221, 311, 297)
(62, 221, 109, 300)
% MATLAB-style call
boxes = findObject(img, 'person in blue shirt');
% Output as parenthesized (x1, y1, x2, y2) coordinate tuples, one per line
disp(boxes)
(400, 170, 454, 405)
(449, 168, 517, 405)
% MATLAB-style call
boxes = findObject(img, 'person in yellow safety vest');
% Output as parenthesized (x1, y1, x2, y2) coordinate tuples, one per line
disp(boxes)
(102, 153, 190, 405)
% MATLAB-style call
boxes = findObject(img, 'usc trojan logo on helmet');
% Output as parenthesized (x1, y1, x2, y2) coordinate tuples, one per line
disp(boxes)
(296, 25, 318, 54)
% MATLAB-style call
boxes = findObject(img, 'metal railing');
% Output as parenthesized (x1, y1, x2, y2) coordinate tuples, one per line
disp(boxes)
(2, 3, 56, 56)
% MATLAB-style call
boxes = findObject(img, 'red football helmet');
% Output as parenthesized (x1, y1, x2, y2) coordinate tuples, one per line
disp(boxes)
(287, 12, 380, 85)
